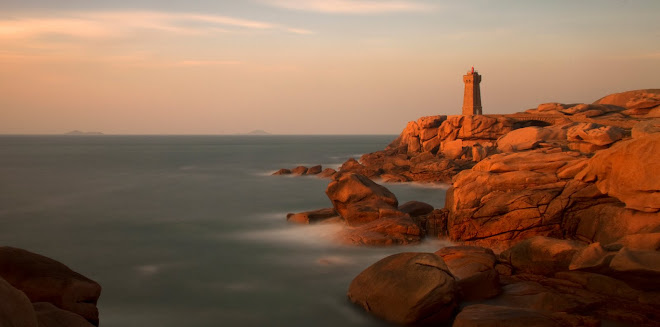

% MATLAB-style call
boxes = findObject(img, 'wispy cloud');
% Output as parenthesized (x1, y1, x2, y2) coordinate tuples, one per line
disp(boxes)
(177, 60, 244, 66)
(261, 0, 436, 14)
(0, 10, 314, 40)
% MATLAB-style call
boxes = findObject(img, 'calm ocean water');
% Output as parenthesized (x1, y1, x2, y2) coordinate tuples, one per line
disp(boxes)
(0, 135, 450, 327)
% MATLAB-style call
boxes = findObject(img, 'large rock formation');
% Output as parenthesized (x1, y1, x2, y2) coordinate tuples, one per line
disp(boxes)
(445, 149, 603, 249)
(576, 133, 660, 213)
(445, 117, 660, 248)
(325, 173, 399, 226)
(347, 252, 458, 325)
(593, 89, 660, 117)
(0, 247, 102, 326)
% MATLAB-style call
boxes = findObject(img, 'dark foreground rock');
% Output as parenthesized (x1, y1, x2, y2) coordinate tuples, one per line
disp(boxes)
(348, 253, 458, 325)
(34, 302, 95, 327)
(453, 304, 599, 327)
(0, 276, 38, 327)
(0, 247, 102, 326)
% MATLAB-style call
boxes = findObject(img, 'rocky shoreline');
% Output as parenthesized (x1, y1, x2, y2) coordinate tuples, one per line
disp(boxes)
(1, 89, 656, 326)
(276, 89, 660, 326)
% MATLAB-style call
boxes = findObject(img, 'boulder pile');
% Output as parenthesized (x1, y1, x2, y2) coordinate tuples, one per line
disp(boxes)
(348, 237, 660, 326)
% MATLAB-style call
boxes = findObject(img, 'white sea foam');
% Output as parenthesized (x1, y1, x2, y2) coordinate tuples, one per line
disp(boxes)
(253, 170, 282, 177)
(227, 224, 344, 247)
(405, 181, 452, 189)
(375, 178, 451, 189)
(253, 211, 290, 221)
(316, 255, 355, 266)
(135, 264, 162, 276)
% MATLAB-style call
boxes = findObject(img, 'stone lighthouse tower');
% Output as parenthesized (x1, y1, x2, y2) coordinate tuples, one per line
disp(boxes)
(462, 67, 482, 115)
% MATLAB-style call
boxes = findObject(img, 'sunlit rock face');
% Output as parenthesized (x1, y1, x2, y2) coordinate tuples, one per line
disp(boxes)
(347, 252, 458, 325)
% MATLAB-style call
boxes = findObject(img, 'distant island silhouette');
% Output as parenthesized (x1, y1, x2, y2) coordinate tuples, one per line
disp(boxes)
(242, 130, 271, 135)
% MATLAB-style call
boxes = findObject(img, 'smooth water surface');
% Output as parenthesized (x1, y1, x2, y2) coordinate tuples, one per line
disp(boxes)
(0, 135, 449, 327)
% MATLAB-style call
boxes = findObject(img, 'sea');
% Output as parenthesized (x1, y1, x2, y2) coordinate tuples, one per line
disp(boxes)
(0, 135, 451, 327)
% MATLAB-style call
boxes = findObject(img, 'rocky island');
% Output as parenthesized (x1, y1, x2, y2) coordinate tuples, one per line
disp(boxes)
(275, 83, 660, 326)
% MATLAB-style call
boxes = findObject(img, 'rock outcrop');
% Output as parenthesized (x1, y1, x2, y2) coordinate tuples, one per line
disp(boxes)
(272, 165, 329, 176)
(0, 247, 102, 326)
(435, 246, 500, 301)
(283, 172, 430, 245)
(593, 89, 660, 117)
(325, 173, 399, 226)
(445, 149, 601, 249)
(347, 252, 458, 325)
(348, 235, 660, 326)
(493, 237, 660, 326)
(576, 133, 660, 213)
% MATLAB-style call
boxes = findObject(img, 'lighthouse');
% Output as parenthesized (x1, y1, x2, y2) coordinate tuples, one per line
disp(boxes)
(462, 67, 482, 116)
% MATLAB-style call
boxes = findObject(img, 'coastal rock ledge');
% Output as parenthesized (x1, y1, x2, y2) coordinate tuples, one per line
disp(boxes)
(276, 89, 660, 326)
(0, 247, 101, 327)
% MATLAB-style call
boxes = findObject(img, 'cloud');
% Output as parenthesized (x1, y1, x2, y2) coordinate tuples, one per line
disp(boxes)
(261, 0, 436, 14)
(176, 60, 243, 66)
(0, 10, 314, 40)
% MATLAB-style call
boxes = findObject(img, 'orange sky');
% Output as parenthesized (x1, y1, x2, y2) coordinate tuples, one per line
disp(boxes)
(1, 1, 658, 134)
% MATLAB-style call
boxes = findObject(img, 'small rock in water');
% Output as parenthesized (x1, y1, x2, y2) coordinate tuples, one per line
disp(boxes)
(272, 168, 291, 175)
(291, 166, 308, 175)
(305, 165, 322, 175)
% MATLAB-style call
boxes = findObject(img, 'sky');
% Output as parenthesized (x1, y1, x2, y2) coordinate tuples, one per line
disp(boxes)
(0, 0, 658, 134)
